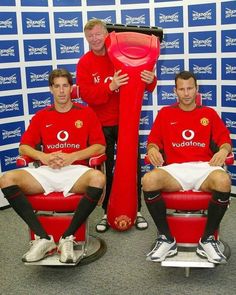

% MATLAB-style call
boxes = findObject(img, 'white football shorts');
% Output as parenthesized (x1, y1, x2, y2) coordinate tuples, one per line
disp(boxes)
(159, 162, 224, 191)
(23, 165, 91, 197)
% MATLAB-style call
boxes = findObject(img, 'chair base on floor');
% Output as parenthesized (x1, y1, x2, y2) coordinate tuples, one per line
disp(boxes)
(24, 235, 107, 266)
(160, 240, 231, 277)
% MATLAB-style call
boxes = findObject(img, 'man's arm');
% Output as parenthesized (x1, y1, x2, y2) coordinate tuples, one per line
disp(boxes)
(19, 143, 106, 169)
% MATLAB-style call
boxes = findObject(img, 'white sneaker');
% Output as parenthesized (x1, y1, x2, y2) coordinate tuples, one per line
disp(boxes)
(196, 236, 227, 264)
(146, 235, 177, 262)
(58, 235, 77, 263)
(22, 235, 56, 262)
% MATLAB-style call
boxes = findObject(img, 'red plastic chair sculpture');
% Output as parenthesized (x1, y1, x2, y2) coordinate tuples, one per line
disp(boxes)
(16, 154, 107, 266)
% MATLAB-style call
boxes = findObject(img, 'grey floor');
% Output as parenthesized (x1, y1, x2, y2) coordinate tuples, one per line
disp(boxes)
(1, 198, 236, 295)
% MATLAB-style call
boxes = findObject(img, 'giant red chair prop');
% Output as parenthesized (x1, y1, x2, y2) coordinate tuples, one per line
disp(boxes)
(16, 154, 107, 266)
(144, 94, 234, 276)
(105, 24, 163, 231)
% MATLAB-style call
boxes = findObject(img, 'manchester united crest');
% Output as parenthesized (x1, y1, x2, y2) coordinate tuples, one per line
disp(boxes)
(114, 215, 132, 231)
(200, 117, 209, 126)
(75, 120, 83, 128)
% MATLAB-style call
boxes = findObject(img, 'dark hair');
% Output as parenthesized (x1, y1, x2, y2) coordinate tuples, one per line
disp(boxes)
(84, 18, 108, 33)
(175, 71, 197, 87)
(48, 68, 73, 86)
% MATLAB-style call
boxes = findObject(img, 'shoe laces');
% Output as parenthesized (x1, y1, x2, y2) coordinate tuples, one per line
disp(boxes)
(59, 236, 77, 253)
(28, 236, 51, 252)
(206, 236, 224, 257)
(152, 235, 167, 251)
(29, 235, 44, 247)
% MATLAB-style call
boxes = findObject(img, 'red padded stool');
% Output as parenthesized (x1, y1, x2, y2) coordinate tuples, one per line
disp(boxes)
(163, 191, 213, 245)
(144, 153, 234, 276)
(16, 154, 107, 266)
(27, 193, 86, 243)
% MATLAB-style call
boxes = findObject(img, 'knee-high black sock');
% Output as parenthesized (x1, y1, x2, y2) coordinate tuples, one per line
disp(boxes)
(144, 190, 173, 241)
(2, 185, 49, 239)
(62, 186, 103, 238)
(202, 190, 230, 241)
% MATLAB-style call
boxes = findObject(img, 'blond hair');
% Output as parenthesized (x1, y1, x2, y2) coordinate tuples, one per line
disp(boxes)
(84, 19, 107, 32)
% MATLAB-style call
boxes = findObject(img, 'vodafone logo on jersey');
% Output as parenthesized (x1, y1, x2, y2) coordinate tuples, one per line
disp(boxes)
(57, 130, 69, 142)
(172, 129, 206, 148)
(182, 129, 194, 140)
(46, 130, 80, 150)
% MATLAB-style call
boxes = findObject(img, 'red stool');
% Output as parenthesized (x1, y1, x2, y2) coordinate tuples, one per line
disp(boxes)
(16, 154, 107, 266)
(163, 191, 213, 245)
(27, 193, 86, 243)
(145, 153, 234, 276)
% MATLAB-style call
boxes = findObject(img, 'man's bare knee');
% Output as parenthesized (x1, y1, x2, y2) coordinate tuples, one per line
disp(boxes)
(0, 171, 18, 188)
(213, 171, 231, 191)
(202, 170, 231, 192)
(88, 170, 106, 188)
(142, 169, 163, 191)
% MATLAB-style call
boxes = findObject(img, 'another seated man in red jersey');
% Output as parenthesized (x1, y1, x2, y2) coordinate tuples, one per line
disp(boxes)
(76, 19, 157, 232)
(142, 70, 232, 264)
(0, 69, 106, 264)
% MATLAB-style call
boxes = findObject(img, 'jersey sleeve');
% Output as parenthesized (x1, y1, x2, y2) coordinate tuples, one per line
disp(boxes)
(147, 108, 164, 150)
(211, 109, 232, 149)
(20, 112, 42, 148)
(145, 76, 157, 93)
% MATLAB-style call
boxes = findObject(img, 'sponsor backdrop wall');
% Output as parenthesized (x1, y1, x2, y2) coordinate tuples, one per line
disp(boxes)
(0, 0, 236, 207)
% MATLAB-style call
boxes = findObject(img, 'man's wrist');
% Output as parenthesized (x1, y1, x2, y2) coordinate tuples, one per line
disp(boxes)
(109, 82, 116, 92)
(219, 144, 232, 155)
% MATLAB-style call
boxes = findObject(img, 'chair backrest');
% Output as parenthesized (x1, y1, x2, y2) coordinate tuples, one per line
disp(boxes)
(71, 85, 80, 99)
(195, 92, 202, 105)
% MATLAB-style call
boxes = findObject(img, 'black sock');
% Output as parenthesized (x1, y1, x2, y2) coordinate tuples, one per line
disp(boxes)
(62, 186, 103, 238)
(202, 190, 230, 241)
(144, 190, 173, 241)
(2, 185, 49, 239)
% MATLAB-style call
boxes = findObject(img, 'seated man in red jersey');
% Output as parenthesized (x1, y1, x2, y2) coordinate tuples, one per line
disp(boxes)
(0, 69, 106, 264)
(142, 70, 232, 264)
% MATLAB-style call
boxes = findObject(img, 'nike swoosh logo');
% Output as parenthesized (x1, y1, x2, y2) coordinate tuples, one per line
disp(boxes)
(46, 124, 52, 128)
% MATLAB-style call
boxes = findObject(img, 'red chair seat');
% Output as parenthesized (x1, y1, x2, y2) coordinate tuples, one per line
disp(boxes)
(27, 192, 83, 212)
(162, 191, 211, 211)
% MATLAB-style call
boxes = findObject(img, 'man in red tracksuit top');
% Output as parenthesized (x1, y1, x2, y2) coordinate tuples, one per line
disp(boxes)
(76, 18, 157, 232)
(142, 70, 232, 264)
(0, 69, 106, 264)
